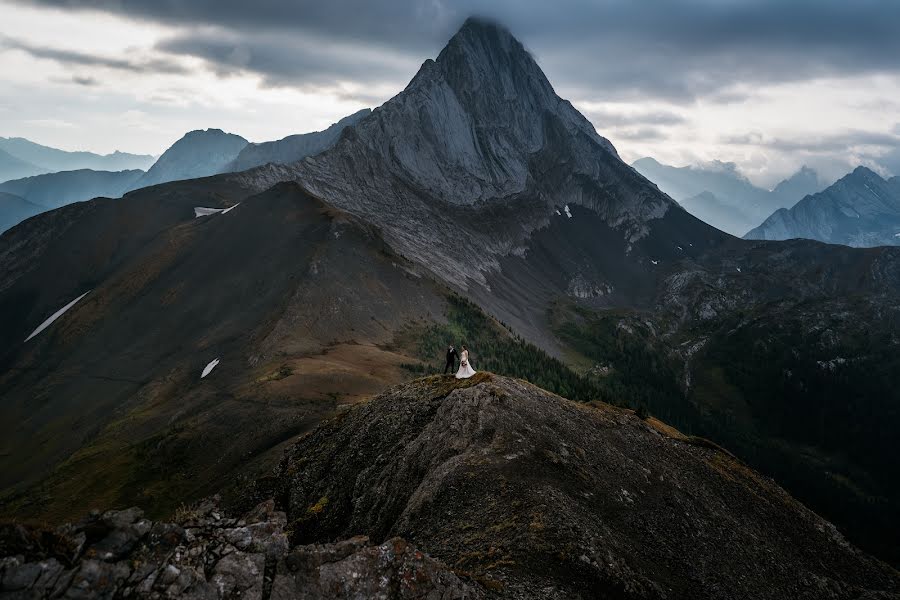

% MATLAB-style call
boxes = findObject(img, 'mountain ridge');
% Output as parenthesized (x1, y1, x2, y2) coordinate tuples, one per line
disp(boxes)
(0, 136, 155, 175)
(226, 109, 372, 172)
(745, 166, 900, 246)
(128, 128, 249, 191)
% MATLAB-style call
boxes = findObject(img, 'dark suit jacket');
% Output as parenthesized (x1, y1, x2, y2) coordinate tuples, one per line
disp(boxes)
(446, 348, 459, 363)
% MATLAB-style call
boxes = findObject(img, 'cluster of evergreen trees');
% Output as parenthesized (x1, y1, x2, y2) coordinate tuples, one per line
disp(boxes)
(406, 295, 610, 403)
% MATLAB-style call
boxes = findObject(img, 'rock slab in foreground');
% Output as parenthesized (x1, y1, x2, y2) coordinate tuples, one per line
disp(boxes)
(0, 498, 481, 599)
(256, 373, 900, 600)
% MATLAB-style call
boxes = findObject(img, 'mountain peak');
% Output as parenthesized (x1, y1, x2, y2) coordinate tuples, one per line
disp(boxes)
(851, 165, 881, 180)
(434, 16, 549, 105)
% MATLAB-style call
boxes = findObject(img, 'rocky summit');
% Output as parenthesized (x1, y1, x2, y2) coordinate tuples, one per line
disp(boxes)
(236, 374, 898, 600)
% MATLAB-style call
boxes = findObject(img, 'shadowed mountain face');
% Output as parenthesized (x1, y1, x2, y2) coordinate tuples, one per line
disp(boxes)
(2, 16, 900, 570)
(0, 180, 447, 522)
(129, 129, 249, 191)
(746, 166, 900, 246)
(226, 109, 372, 172)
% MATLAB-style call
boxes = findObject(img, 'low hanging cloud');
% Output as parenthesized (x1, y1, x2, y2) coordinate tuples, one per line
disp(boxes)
(1, 35, 190, 75)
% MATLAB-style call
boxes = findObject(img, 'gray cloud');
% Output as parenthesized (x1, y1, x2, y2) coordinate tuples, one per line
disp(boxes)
(71, 75, 99, 86)
(583, 108, 686, 128)
(155, 30, 416, 88)
(1, 35, 190, 74)
(13, 0, 900, 103)
(723, 130, 900, 154)
(611, 127, 670, 142)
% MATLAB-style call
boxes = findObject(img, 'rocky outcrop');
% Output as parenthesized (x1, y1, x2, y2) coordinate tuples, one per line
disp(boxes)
(243, 374, 900, 599)
(0, 497, 480, 599)
(746, 166, 900, 246)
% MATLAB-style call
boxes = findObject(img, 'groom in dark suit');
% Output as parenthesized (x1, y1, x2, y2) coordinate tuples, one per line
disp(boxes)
(444, 345, 459, 374)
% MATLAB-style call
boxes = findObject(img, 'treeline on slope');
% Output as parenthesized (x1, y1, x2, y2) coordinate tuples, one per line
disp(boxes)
(689, 304, 900, 566)
(399, 295, 615, 404)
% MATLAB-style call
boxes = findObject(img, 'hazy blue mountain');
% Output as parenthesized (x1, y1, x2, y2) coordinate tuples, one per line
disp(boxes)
(0, 147, 47, 182)
(0, 191, 44, 234)
(129, 129, 248, 190)
(0, 137, 155, 174)
(227, 109, 371, 172)
(633, 157, 825, 235)
(745, 166, 900, 246)
(0, 168, 143, 211)
(770, 165, 822, 206)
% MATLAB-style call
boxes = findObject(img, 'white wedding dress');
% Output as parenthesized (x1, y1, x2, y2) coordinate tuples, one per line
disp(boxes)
(455, 349, 477, 379)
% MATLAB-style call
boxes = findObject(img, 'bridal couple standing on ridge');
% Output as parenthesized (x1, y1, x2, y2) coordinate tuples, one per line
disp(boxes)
(444, 344, 476, 379)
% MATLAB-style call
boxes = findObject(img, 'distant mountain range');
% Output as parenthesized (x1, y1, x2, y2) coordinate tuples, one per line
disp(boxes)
(0, 114, 369, 232)
(0, 137, 154, 178)
(746, 166, 900, 246)
(0, 169, 144, 234)
(633, 157, 826, 236)
(0, 192, 44, 233)
(0, 147, 47, 182)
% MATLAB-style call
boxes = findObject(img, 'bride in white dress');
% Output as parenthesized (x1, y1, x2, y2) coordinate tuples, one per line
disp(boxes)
(455, 345, 476, 379)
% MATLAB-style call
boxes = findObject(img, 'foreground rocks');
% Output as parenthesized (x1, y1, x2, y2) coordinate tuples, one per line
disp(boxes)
(0, 498, 480, 599)
(4, 373, 900, 599)
(247, 373, 900, 600)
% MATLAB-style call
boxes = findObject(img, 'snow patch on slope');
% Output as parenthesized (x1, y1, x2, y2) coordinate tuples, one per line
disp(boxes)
(194, 203, 240, 218)
(201, 358, 220, 378)
(24, 291, 90, 342)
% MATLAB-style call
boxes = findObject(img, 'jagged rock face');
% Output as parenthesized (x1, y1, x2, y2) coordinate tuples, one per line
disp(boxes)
(229, 18, 675, 287)
(226, 109, 372, 172)
(131, 129, 248, 191)
(0, 498, 479, 599)
(248, 374, 900, 600)
(746, 166, 900, 246)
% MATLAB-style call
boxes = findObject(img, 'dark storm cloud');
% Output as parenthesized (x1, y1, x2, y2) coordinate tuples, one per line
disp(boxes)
(13, 0, 900, 102)
(155, 30, 415, 88)
(1, 35, 189, 74)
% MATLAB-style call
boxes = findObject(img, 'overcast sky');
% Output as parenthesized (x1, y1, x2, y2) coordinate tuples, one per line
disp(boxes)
(2, 0, 899, 187)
